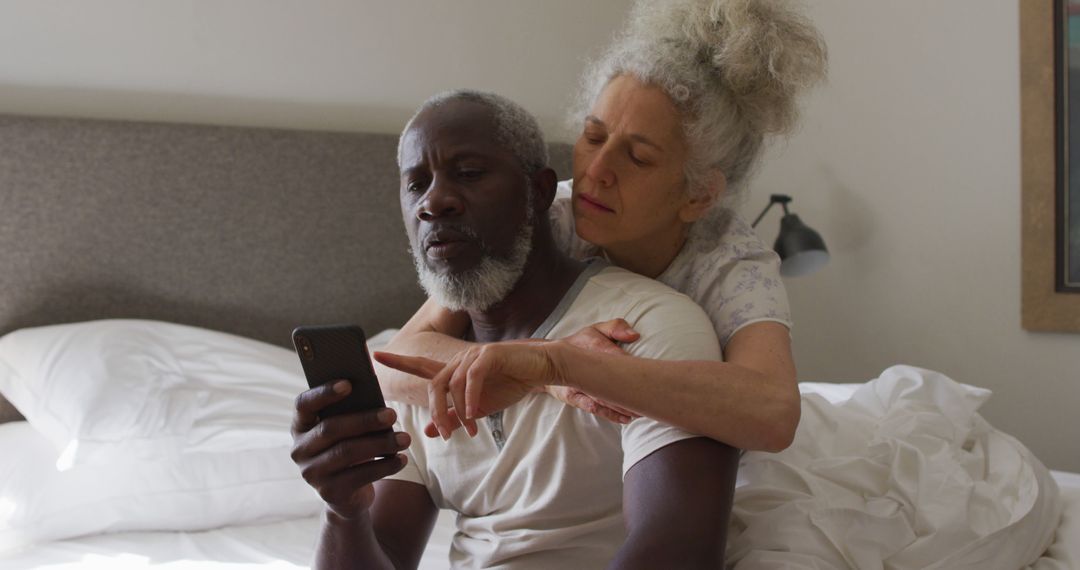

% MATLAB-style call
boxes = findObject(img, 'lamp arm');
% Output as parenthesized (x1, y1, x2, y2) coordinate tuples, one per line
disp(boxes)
(751, 201, 775, 228)
(751, 194, 794, 228)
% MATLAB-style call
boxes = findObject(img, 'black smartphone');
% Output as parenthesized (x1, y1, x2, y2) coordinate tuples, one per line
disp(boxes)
(291, 324, 389, 421)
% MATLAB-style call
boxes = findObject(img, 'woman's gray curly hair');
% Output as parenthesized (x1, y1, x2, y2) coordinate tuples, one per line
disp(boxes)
(575, 0, 827, 204)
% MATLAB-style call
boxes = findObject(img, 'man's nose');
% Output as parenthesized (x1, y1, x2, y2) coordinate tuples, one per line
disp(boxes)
(417, 178, 464, 221)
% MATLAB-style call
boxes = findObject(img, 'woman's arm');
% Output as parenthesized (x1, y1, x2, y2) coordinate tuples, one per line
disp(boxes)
(551, 321, 799, 452)
(375, 298, 473, 407)
(376, 299, 639, 426)
(384, 321, 800, 452)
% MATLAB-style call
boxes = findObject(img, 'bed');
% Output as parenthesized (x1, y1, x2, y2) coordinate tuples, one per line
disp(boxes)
(0, 114, 1076, 569)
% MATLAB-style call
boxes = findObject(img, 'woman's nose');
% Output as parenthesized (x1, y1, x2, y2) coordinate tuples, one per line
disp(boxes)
(417, 179, 464, 221)
(584, 145, 616, 187)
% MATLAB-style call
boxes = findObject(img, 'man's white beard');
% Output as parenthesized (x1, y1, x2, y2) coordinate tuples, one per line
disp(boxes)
(412, 222, 534, 312)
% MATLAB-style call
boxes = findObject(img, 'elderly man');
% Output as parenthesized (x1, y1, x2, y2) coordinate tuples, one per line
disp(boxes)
(290, 90, 738, 569)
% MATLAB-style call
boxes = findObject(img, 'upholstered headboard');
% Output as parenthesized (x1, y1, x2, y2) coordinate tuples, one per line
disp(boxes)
(0, 114, 573, 423)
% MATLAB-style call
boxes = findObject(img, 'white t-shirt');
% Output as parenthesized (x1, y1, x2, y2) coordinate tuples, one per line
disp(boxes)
(387, 261, 721, 569)
(549, 180, 792, 348)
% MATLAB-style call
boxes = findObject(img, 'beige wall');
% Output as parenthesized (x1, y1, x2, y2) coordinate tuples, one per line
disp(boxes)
(2, 1, 1077, 471)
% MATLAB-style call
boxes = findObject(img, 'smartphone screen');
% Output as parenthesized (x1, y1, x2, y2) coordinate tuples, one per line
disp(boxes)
(291, 324, 388, 420)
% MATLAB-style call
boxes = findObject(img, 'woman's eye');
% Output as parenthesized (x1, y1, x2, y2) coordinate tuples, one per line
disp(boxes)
(581, 128, 605, 145)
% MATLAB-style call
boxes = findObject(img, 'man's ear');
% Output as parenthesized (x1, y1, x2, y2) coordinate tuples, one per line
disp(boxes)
(679, 170, 726, 223)
(530, 167, 559, 213)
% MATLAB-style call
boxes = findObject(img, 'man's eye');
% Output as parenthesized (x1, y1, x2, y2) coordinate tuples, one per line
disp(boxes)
(629, 152, 648, 166)
(458, 169, 484, 179)
(406, 179, 428, 192)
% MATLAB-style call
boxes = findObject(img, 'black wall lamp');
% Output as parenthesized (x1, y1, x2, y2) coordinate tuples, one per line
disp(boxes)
(751, 194, 829, 277)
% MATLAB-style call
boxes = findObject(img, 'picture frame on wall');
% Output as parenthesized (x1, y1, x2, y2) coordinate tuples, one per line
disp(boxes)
(1058, 0, 1080, 291)
(1021, 0, 1080, 331)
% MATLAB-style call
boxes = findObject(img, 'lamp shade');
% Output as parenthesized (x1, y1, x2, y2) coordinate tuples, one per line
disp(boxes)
(774, 214, 829, 277)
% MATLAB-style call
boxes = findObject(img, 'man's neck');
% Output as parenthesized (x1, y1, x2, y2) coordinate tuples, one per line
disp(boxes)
(466, 238, 586, 343)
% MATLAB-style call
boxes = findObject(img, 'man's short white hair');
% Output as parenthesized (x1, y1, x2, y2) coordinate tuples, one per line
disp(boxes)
(398, 89, 549, 177)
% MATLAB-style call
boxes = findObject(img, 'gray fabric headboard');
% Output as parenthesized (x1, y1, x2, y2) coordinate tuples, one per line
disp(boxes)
(0, 114, 573, 423)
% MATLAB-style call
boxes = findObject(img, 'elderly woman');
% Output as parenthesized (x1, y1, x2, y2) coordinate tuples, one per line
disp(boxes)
(375, 0, 828, 452)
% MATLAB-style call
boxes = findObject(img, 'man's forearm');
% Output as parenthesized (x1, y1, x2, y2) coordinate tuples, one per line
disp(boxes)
(314, 509, 398, 570)
(376, 331, 474, 406)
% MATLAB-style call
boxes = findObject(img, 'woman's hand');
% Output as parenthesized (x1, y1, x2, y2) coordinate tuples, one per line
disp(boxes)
(561, 317, 640, 355)
(374, 343, 560, 440)
(545, 385, 638, 425)
(373, 318, 642, 439)
(548, 318, 641, 424)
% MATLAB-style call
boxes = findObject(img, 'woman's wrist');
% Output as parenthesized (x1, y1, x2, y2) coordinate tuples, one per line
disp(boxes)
(542, 340, 579, 388)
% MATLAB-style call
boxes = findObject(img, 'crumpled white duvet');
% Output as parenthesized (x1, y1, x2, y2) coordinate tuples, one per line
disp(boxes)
(727, 365, 1062, 570)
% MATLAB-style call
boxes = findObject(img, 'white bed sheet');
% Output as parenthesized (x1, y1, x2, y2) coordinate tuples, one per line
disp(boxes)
(0, 508, 456, 570)
(1030, 470, 1080, 570)
(0, 474, 1075, 570)
(2, 376, 1076, 570)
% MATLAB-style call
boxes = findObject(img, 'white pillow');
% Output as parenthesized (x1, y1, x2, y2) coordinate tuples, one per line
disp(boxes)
(0, 319, 307, 468)
(0, 421, 321, 553)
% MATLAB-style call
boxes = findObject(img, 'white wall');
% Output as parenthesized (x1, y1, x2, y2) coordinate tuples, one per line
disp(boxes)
(750, 1, 1080, 472)
(2, 1, 1077, 471)
(0, 0, 631, 138)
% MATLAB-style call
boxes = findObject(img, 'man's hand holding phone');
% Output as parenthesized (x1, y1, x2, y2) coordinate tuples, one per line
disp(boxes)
(288, 324, 411, 520)
(290, 380, 410, 520)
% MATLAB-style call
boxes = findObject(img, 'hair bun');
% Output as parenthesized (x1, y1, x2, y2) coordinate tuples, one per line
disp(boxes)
(629, 0, 828, 135)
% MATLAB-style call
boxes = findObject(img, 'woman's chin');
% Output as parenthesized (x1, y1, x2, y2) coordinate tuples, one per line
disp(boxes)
(573, 217, 611, 248)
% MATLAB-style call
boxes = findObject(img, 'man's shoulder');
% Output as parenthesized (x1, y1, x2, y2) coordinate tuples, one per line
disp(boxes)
(588, 265, 695, 303)
(571, 265, 721, 361)
(585, 265, 708, 321)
